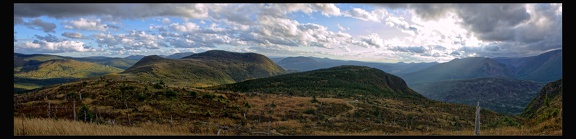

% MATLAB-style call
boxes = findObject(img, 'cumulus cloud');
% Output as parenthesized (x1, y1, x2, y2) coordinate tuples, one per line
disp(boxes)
(64, 18, 110, 31)
(14, 4, 210, 19)
(14, 17, 57, 33)
(375, 3, 562, 58)
(162, 17, 171, 24)
(169, 22, 200, 33)
(61, 32, 83, 39)
(94, 30, 168, 49)
(13, 4, 562, 62)
(356, 33, 385, 48)
(368, 3, 562, 57)
(343, 8, 382, 22)
(14, 40, 96, 53)
(310, 4, 342, 16)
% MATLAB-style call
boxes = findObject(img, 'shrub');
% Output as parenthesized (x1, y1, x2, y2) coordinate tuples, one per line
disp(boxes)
(137, 93, 148, 101)
(153, 83, 163, 89)
(304, 109, 316, 114)
(164, 90, 177, 98)
(244, 102, 251, 108)
(310, 95, 319, 103)
(203, 93, 215, 99)
(77, 105, 94, 122)
(189, 91, 197, 98)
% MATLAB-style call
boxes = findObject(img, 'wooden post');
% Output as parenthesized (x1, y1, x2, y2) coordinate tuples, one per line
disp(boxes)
(475, 101, 480, 136)
(73, 100, 77, 121)
(54, 105, 58, 119)
(48, 101, 51, 118)
(84, 110, 87, 122)
(128, 114, 131, 125)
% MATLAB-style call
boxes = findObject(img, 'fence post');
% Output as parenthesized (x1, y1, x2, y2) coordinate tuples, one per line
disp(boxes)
(73, 100, 77, 121)
(475, 101, 480, 136)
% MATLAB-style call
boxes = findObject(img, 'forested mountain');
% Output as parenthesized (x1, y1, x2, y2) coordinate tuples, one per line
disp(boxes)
(410, 77, 543, 115)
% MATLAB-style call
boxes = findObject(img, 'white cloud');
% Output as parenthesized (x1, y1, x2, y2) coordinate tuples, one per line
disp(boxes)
(359, 33, 385, 48)
(64, 18, 109, 31)
(15, 40, 96, 53)
(343, 8, 381, 22)
(310, 4, 342, 16)
(170, 22, 200, 33)
(336, 23, 349, 31)
(162, 17, 171, 24)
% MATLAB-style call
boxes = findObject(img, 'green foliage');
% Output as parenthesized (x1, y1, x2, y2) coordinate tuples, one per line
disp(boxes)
(153, 83, 163, 89)
(77, 105, 94, 122)
(202, 93, 215, 99)
(304, 108, 316, 115)
(372, 108, 380, 116)
(164, 90, 177, 98)
(189, 91, 198, 98)
(243, 101, 251, 108)
(520, 79, 562, 124)
(137, 93, 148, 101)
(66, 91, 77, 99)
(310, 95, 320, 103)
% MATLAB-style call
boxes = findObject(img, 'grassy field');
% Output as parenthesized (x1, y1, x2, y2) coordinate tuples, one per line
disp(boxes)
(14, 117, 195, 136)
(14, 116, 560, 136)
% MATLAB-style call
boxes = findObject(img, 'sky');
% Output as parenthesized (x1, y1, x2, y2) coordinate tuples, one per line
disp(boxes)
(13, 3, 562, 63)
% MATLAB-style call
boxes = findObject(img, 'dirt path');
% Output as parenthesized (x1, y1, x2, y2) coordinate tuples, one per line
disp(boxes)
(329, 100, 358, 121)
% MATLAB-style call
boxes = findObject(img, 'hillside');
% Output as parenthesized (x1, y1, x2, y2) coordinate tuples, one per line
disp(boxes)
(14, 53, 138, 70)
(16, 59, 123, 79)
(14, 69, 526, 135)
(494, 49, 562, 83)
(520, 79, 562, 123)
(410, 77, 543, 115)
(401, 57, 514, 85)
(217, 65, 424, 99)
(73, 57, 138, 70)
(14, 59, 124, 93)
(122, 50, 286, 87)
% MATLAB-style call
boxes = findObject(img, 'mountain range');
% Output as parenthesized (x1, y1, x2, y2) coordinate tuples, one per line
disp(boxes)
(12, 49, 562, 135)
(274, 56, 437, 76)
(401, 49, 562, 85)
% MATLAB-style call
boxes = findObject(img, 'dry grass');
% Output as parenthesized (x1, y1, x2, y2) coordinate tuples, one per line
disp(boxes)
(14, 117, 197, 136)
(311, 130, 388, 136)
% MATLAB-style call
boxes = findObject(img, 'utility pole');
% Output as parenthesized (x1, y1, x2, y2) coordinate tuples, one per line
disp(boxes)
(474, 101, 480, 136)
